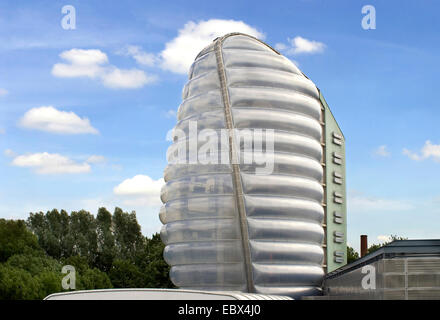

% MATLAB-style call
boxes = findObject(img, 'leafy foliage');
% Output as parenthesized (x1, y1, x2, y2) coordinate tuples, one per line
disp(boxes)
(346, 235, 408, 264)
(367, 235, 408, 254)
(0, 207, 174, 299)
(347, 246, 359, 264)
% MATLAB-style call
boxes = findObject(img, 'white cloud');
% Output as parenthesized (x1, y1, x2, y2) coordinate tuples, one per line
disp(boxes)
(4, 149, 15, 157)
(86, 155, 106, 164)
(114, 174, 164, 207)
(60, 49, 109, 65)
(118, 45, 157, 67)
(52, 48, 156, 89)
(101, 68, 156, 89)
(403, 140, 440, 162)
(0, 88, 8, 96)
(11, 152, 91, 174)
(377, 235, 392, 243)
(160, 19, 264, 74)
(52, 49, 107, 78)
(348, 191, 414, 213)
(374, 145, 390, 157)
(164, 109, 177, 118)
(19, 106, 99, 134)
(275, 36, 325, 55)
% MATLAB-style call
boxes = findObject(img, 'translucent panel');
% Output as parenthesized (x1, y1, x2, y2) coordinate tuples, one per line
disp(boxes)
(249, 241, 324, 265)
(174, 110, 226, 133)
(164, 164, 231, 182)
(253, 285, 322, 297)
(164, 241, 244, 265)
(182, 71, 220, 100)
(239, 153, 323, 180)
(222, 35, 273, 52)
(223, 49, 302, 75)
(240, 173, 323, 202)
(161, 33, 325, 299)
(229, 87, 321, 119)
(247, 218, 324, 243)
(160, 174, 234, 203)
(232, 108, 321, 139)
(253, 264, 324, 286)
(226, 68, 319, 99)
(170, 264, 246, 287)
(159, 196, 237, 224)
(237, 130, 322, 161)
(161, 218, 241, 244)
(193, 42, 216, 64)
(189, 52, 217, 79)
(178, 91, 223, 120)
(244, 195, 324, 222)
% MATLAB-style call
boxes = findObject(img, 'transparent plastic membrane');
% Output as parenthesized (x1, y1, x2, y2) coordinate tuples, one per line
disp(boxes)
(160, 34, 325, 298)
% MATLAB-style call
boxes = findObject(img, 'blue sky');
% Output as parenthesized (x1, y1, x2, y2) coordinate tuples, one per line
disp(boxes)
(0, 0, 439, 251)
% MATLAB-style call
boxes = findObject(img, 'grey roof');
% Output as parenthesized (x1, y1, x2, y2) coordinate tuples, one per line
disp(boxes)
(326, 239, 440, 279)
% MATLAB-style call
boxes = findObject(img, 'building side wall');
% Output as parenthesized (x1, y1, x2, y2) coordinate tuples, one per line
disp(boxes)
(320, 92, 347, 272)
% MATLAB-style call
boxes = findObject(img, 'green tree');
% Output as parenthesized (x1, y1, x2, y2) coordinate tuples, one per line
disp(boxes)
(77, 268, 113, 290)
(6, 253, 61, 276)
(347, 246, 359, 264)
(69, 210, 98, 264)
(108, 259, 144, 288)
(0, 219, 41, 262)
(95, 207, 116, 272)
(113, 208, 145, 262)
(27, 209, 73, 259)
(368, 235, 408, 254)
(0, 264, 41, 300)
(142, 233, 174, 288)
(35, 271, 63, 298)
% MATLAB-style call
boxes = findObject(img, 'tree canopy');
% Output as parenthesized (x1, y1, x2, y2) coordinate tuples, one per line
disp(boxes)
(0, 208, 173, 300)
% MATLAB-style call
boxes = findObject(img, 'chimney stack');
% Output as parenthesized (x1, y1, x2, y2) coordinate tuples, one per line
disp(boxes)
(360, 235, 368, 257)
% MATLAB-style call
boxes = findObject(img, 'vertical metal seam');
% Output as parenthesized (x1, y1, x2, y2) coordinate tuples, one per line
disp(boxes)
(214, 36, 254, 293)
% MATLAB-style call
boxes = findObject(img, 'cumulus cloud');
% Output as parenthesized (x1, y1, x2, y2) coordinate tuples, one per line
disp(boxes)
(114, 174, 164, 207)
(52, 49, 156, 89)
(348, 191, 414, 213)
(52, 49, 108, 78)
(275, 36, 325, 55)
(100, 68, 156, 89)
(403, 140, 440, 162)
(19, 106, 99, 134)
(159, 19, 264, 74)
(118, 45, 157, 67)
(0, 88, 8, 96)
(11, 152, 91, 174)
(86, 155, 106, 164)
(374, 145, 390, 157)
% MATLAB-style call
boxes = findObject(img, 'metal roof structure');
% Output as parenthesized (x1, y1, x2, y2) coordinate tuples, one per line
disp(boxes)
(326, 239, 440, 279)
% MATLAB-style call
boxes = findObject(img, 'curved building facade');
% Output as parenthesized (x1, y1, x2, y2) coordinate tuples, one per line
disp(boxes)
(160, 33, 346, 298)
